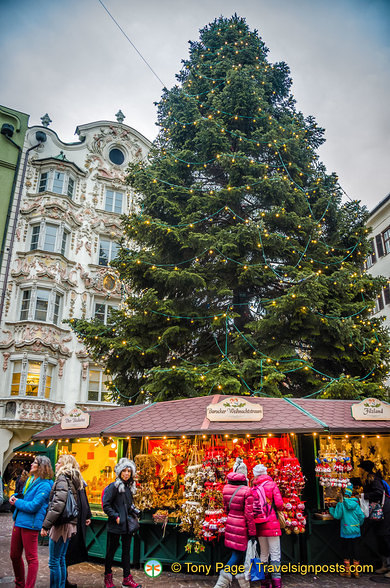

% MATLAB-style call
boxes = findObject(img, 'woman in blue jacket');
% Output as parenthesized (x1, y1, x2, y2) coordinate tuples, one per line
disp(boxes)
(9, 455, 53, 588)
(329, 484, 365, 578)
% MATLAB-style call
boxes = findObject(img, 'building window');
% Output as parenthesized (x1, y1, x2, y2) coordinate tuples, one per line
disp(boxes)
(94, 301, 117, 324)
(105, 189, 124, 214)
(365, 240, 376, 269)
(88, 367, 111, 402)
(382, 228, 390, 255)
(10, 358, 53, 398)
(98, 238, 119, 266)
(109, 148, 125, 166)
(374, 292, 384, 314)
(29, 222, 69, 257)
(38, 170, 75, 198)
(19, 287, 63, 325)
(384, 285, 390, 305)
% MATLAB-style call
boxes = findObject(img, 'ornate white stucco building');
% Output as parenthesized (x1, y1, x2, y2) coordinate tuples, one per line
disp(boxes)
(0, 116, 151, 473)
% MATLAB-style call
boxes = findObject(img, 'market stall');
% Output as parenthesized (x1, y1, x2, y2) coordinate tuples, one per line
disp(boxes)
(294, 398, 390, 565)
(32, 395, 390, 567)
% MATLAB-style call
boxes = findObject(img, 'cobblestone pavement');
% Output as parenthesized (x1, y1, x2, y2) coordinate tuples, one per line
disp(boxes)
(1, 513, 389, 587)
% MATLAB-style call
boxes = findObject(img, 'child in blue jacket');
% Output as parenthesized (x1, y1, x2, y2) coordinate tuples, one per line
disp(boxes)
(329, 484, 365, 578)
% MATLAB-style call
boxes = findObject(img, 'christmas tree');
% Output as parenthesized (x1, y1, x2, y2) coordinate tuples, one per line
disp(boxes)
(70, 15, 389, 404)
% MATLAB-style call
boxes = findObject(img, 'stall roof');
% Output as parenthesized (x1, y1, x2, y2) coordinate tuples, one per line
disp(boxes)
(294, 398, 390, 433)
(31, 395, 390, 440)
(33, 404, 142, 440)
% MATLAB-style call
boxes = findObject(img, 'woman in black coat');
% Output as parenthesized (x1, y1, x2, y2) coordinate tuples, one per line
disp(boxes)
(102, 458, 141, 588)
(359, 460, 390, 575)
(65, 482, 92, 588)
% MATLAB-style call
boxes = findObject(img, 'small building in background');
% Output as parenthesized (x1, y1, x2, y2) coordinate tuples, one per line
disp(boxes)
(365, 192, 390, 328)
(0, 112, 151, 476)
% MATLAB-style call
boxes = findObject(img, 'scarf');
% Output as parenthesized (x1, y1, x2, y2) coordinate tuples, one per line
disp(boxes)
(114, 476, 136, 494)
(23, 476, 40, 495)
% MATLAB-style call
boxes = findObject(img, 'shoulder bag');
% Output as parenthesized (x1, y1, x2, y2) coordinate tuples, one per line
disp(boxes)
(369, 491, 385, 521)
(56, 479, 79, 525)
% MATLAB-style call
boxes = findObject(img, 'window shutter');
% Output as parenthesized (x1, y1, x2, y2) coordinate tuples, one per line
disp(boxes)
(376, 234, 384, 257)
(378, 293, 384, 311)
(384, 286, 390, 305)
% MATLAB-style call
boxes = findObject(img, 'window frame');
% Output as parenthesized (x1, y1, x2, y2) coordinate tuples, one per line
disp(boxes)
(98, 238, 119, 266)
(365, 239, 376, 270)
(104, 189, 124, 214)
(38, 169, 76, 198)
(382, 227, 390, 255)
(10, 356, 55, 399)
(94, 300, 118, 325)
(29, 220, 70, 257)
(19, 285, 63, 325)
(87, 365, 111, 403)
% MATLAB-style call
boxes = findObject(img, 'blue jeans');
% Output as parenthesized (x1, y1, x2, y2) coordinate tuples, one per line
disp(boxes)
(226, 548, 245, 568)
(48, 536, 70, 588)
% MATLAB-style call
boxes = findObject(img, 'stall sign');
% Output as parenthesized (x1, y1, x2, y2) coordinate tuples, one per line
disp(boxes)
(207, 397, 263, 421)
(61, 408, 90, 429)
(351, 398, 390, 421)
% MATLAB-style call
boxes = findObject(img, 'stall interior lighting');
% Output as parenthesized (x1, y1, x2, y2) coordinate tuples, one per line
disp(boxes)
(313, 432, 317, 436)
(233, 438, 238, 443)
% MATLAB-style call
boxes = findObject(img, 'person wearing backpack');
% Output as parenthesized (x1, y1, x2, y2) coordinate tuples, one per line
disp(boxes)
(213, 458, 256, 588)
(9, 456, 53, 588)
(251, 464, 284, 588)
(41, 454, 83, 588)
(102, 458, 141, 588)
(359, 460, 390, 577)
(65, 475, 92, 588)
(329, 483, 365, 577)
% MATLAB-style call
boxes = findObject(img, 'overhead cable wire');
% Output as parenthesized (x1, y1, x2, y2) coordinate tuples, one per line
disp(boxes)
(97, 0, 167, 89)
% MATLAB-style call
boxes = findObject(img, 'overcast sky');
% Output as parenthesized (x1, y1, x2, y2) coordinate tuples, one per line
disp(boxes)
(1, 0, 389, 210)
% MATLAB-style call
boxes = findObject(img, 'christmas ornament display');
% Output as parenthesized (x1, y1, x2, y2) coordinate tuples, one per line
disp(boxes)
(315, 451, 351, 488)
(273, 457, 306, 535)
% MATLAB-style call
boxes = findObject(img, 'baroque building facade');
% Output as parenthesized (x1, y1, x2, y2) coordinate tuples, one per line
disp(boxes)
(0, 116, 151, 473)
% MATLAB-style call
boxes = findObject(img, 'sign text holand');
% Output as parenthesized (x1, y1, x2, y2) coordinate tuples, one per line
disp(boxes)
(351, 398, 390, 421)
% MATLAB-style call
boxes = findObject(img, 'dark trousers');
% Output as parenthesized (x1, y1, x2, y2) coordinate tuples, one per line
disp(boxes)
(105, 532, 131, 577)
(341, 537, 359, 560)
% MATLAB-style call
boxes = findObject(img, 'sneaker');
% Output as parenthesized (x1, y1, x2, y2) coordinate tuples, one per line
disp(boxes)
(104, 573, 115, 588)
(122, 574, 141, 588)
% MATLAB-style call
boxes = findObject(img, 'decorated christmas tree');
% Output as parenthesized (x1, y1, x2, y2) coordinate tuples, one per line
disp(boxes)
(69, 15, 389, 404)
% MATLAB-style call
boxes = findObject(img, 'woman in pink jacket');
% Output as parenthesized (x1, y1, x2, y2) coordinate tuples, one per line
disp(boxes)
(252, 464, 284, 588)
(213, 458, 256, 588)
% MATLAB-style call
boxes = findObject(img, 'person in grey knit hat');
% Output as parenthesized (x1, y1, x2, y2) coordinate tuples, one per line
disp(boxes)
(114, 458, 137, 495)
(103, 458, 141, 588)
